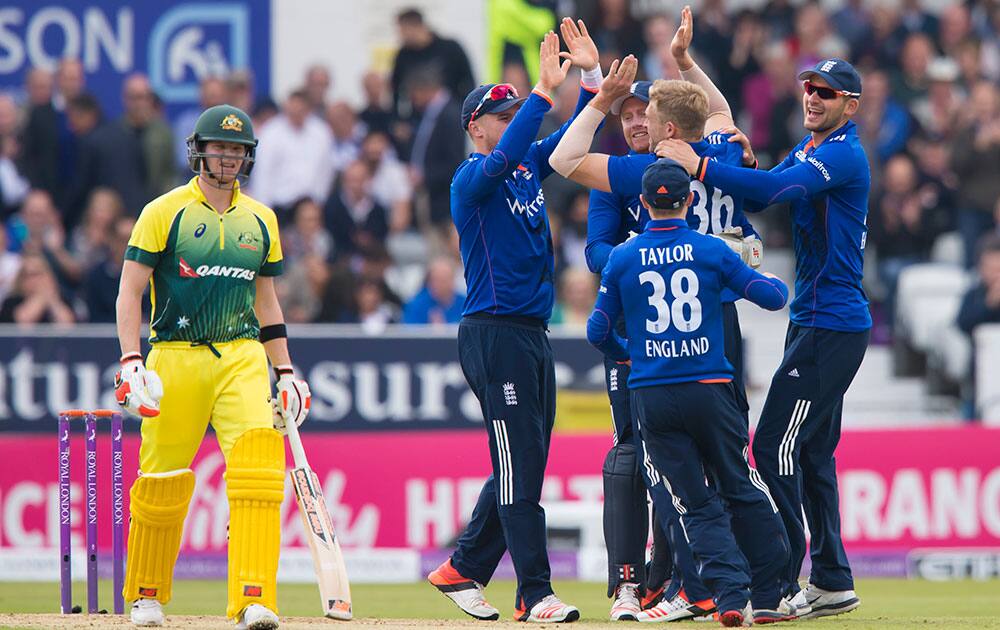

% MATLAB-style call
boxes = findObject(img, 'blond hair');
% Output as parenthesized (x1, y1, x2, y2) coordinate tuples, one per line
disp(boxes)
(647, 80, 709, 140)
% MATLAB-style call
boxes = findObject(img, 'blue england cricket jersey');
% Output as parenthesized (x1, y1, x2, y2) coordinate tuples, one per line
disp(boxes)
(602, 133, 760, 302)
(699, 121, 871, 331)
(452, 87, 597, 320)
(587, 218, 788, 388)
(585, 152, 648, 274)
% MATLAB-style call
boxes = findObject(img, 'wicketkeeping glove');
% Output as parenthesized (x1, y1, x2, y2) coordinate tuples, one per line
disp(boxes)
(271, 364, 311, 435)
(712, 227, 764, 269)
(114, 354, 163, 418)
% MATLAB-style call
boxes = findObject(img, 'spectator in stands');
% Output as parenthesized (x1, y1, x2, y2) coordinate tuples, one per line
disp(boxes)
(278, 254, 331, 324)
(957, 234, 1000, 419)
(359, 130, 412, 232)
(359, 71, 393, 137)
(0, 228, 20, 304)
(14, 190, 83, 289)
(54, 59, 85, 110)
(83, 216, 132, 322)
(304, 64, 333, 114)
(69, 187, 124, 269)
(870, 154, 936, 333)
(590, 0, 646, 61)
(892, 32, 934, 105)
(282, 197, 334, 263)
(173, 77, 227, 170)
(551, 267, 597, 327)
(761, 0, 796, 41)
(390, 8, 474, 119)
(910, 133, 958, 235)
(641, 14, 678, 81)
(226, 70, 255, 115)
(742, 41, 799, 165)
(0, 252, 75, 324)
(351, 274, 399, 334)
(831, 0, 873, 59)
(327, 101, 362, 177)
(325, 160, 388, 261)
(939, 5, 973, 59)
(402, 257, 464, 324)
(557, 191, 589, 271)
(253, 89, 334, 219)
(790, 2, 848, 67)
(856, 69, 912, 167)
(405, 68, 464, 233)
(952, 80, 1000, 267)
(894, 0, 939, 44)
(0, 95, 29, 216)
(252, 96, 279, 131)
(65, 93, 146, 217)
(717, 10, 766, 117)
(122, 74, 175, 197)
(955, 37, 987, 91)
(911, 57, 961, 139)
(21, 68, 60, 202)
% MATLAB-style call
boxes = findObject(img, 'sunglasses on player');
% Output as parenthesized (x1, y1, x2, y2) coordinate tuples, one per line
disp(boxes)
(468, 84, 519, 124)
(804, 80, 860, 100)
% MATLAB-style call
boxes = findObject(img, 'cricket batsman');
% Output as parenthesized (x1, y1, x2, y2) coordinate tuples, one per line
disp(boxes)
(114, 104, 311, 629)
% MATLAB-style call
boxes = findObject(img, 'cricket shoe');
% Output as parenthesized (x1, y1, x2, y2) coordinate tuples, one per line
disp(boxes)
(427, 558, 500, 620)
(718, 602, 752, 628)
(235, 604, 279, 630)
(753, 597, 799, 624)
(130, 599, 164, 627)
(638, 589, 716, 622)
(514, 594, 580, 623)
(789, 583, 860, 619)
(610, 582, 641, 621)
(641, 584, 665, 610)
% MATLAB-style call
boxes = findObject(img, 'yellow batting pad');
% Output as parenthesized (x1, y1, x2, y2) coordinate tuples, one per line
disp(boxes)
(225, 428, 285, 618)
(122, 469, 195, 604)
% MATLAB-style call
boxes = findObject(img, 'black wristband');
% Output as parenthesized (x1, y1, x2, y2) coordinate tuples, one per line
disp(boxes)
(273, 365, 294, 380)
(259, 323, 287, 343)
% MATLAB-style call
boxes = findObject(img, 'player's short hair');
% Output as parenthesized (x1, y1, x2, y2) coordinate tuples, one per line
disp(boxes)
(397, 8, 424, 25)
(647, 80, 709, 140)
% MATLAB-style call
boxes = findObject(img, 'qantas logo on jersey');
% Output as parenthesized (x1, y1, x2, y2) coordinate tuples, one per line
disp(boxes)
(196, 264, 256, 280)
(178, 257, 200, 278)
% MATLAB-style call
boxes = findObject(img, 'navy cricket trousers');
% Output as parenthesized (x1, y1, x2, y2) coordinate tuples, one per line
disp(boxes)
(632, 382, 789, 613)
(752, 323, 869, 595)
(450, 315, 556, 610)
(604, 357, 711, 602)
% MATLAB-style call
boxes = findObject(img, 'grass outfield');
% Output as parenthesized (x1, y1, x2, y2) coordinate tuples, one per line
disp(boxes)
(1, 579, 999, 628)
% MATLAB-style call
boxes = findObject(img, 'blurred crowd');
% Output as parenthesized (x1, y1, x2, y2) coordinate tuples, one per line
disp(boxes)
(0, 1, 999, 340)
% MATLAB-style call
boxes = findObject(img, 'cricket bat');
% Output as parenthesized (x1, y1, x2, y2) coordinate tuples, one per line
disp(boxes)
(285, 417, 352, 620)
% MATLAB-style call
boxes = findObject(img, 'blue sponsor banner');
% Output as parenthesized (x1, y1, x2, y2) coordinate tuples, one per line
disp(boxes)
(0, 1, 270, 119)
(0, 325, 605, 433)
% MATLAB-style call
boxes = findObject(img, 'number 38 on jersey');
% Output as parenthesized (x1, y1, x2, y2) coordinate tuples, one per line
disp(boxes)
(639, 268, 703, 334)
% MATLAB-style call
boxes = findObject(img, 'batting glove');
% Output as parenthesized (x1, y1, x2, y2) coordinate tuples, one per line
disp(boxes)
(114, 354, 163, 418)
(272, 364, 311, 435)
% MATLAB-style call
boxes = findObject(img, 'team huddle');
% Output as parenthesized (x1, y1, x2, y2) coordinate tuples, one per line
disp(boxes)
(430, 6, 871, 628)
(111, 5, 870, 630)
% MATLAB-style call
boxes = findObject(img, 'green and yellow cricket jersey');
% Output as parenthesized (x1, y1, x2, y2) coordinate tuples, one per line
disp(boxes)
(125, 177, 283, 343)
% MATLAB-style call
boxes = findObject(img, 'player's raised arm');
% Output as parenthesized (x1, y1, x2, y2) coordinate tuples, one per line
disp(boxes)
(671, 5, 734, 136)
(453, 31, 570, 204)
(548, 55, 638, 190)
